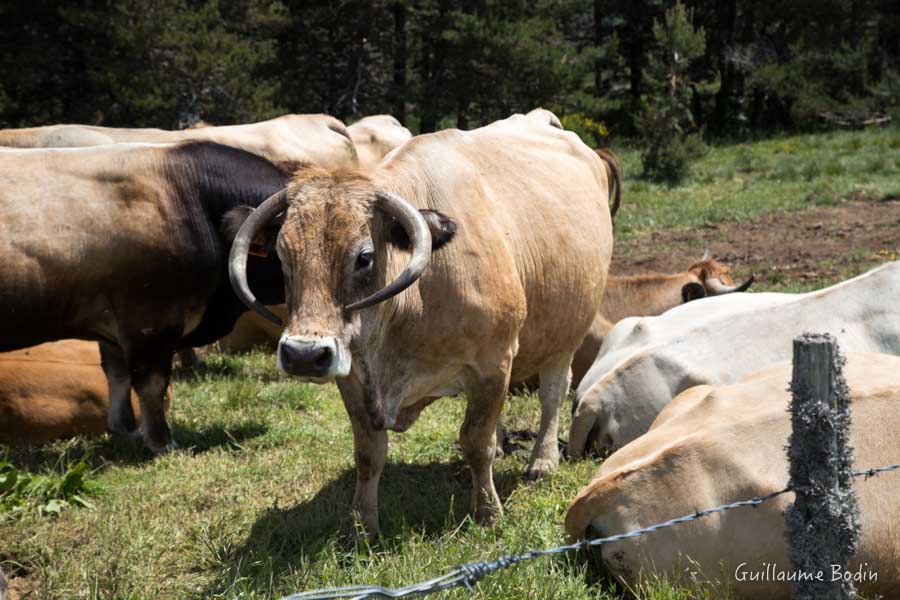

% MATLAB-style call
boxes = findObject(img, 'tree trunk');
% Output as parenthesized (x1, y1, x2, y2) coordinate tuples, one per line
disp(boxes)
(391, 1, 407, 123)
(593, 0, 603, 96)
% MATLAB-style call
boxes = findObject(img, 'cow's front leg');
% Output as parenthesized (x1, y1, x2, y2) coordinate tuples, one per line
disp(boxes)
(527, 352, 574, 480)
(128, 340, 177, 455)
(99, 341, 137, 437)
(338, 375, 387, 538)
(461, 364, 510, 525)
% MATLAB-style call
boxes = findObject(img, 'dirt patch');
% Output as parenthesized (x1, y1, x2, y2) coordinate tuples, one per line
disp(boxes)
(612, 199, 900, 288)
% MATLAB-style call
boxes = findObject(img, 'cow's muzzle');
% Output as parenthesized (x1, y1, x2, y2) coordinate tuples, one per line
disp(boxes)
(277, 336, 350, 380)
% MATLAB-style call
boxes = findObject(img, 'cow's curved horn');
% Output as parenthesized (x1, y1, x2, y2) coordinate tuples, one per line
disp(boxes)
(345, 190, 432, 312)
(706, 275, 755, 295)
(228, 189, 289, 326)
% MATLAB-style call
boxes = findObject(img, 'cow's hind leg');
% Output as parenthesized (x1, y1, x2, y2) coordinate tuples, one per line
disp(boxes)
(128, 339, 177, 455)
(526, 352, 574, 480)
(338, 373, 387, 538)
(461, 353, 512, 525)
(99, 341, 137, 437)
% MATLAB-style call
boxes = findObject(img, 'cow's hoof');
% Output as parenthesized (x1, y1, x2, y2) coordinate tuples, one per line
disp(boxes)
(474, 501, 503, 526)
(525, 456, 558, 481)
(145, 438, 177, 456)
(352, 509, 380, 541)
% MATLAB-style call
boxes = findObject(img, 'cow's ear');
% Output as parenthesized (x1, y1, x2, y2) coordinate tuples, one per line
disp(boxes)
(222, 206, 284, 256)
(681, 282, 706, 303)
(388, 209, 457, 252)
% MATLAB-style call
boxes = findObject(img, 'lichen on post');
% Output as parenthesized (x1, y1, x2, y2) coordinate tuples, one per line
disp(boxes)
(785, 333, 860, 600)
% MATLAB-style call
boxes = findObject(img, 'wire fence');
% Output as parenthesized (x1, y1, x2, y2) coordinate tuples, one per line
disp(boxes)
(281, 461, 900, 600)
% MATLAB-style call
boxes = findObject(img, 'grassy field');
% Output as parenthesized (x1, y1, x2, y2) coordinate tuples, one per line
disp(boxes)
(3, 125, 899, 600)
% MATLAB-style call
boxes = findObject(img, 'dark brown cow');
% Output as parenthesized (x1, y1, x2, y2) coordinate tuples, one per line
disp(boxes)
(0, 141, 287, 453)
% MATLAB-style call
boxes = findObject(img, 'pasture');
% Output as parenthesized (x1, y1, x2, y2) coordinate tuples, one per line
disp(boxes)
(2, 125, 899, 600)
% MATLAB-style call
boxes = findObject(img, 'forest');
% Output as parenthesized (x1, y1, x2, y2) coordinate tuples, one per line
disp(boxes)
(2, 1, 898, 145)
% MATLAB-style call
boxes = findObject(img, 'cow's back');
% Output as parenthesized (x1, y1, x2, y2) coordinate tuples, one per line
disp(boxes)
(374, 113, 613, 380)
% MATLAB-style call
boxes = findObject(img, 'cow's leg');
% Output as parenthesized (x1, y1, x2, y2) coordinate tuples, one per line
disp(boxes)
(99, 341, 137, 436)
(127, 341, 176, 455)
(337, 373, 387, 538)
(461, 357, 511, 525)
(526, 352, 574, 480)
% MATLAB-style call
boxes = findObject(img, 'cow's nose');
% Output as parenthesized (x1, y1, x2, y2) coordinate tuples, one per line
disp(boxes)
(278, 337, 337, 378)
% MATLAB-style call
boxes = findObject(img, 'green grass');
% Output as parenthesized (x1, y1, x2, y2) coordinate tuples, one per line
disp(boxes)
(613, 126, 900, 237)
(4, 126, 899, 599)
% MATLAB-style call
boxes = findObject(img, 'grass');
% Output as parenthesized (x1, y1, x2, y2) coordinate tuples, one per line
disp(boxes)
(613, 125, 900, 237)
(3, 126, 899, 599)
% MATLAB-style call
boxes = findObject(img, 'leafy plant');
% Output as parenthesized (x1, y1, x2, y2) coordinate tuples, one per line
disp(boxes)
(0, 460, 95, 521)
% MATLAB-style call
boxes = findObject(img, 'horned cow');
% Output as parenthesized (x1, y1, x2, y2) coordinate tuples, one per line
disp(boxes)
(229, 110, 616, 533)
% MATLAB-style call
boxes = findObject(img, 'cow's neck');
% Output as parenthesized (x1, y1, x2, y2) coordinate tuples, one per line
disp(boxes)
(602, 273, 692, 323)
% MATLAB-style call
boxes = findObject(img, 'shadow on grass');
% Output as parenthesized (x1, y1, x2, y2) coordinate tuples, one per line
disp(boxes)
(206, 460, 522, 595)
(0, 420, 268, 473)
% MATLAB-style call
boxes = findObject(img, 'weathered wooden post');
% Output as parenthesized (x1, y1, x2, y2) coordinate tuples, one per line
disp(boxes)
(785, 333, 860, 600)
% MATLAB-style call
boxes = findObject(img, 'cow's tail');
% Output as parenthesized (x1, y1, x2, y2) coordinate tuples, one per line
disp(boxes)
(594, 148, 621, 223)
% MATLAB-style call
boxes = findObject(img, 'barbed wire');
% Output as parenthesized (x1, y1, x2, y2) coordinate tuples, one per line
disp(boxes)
(280, 461, 900, 600)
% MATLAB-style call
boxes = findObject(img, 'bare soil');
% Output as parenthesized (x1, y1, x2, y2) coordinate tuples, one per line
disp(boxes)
(612, 198, 900, 288)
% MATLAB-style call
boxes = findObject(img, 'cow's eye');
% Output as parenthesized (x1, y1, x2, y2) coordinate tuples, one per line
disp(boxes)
(355, 250, 374, 271)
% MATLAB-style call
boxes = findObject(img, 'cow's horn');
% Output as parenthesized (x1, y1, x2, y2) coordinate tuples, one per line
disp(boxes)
(706, 275, 755, 295)
(345, 190, 432, 312)
(228, 189, 289, 326)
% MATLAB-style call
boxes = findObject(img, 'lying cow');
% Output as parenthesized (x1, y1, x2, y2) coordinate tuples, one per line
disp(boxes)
(569, 261, 900, 456)
(229, 110, 617, 533)
(0, 141, 287, 453)
(569, 255, 752, 388)
(348, 115, 413, 171)
(566, 352, 900, 599)
(0, 113, 358, 172)
(0, 340, 170, 444)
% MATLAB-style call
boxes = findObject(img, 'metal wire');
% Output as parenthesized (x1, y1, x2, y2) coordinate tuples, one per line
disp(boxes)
(280, 461, 900, 600)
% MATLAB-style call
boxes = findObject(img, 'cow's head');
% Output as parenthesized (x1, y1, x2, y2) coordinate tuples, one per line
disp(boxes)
(228, 169, 456, 381)
(682, 253, 754, 302)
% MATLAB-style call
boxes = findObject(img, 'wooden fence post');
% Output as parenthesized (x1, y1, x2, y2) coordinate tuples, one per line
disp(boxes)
(785, 333, 859, 600)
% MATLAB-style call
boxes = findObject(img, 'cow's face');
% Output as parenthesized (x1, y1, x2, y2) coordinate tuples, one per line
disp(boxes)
(230, 168, 456, 382)
(685, 257, 754, 298)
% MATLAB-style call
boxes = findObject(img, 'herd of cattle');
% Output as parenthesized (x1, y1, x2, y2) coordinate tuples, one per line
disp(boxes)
(1, 109, 898, 598)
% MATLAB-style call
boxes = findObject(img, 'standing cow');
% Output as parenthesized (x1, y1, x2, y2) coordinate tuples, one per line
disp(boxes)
(0, 113, 358, 173)
(0, 141, 287, 453)
(229, 111, 615, 532)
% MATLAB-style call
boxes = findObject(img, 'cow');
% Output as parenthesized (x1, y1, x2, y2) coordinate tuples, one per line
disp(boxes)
(0, 340, 170, 444)
(568, 261, 900, 456)
(569, 255, 753, 388)
(348, 115, 413, 171)
(228, 111, 616, 533)
(565, 352, 900, 599)
(0, 113, 358, 173)
(0, 141, 288, 453)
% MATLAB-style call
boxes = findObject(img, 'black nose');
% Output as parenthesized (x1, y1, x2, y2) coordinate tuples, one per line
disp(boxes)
(279, 340, 335, 377)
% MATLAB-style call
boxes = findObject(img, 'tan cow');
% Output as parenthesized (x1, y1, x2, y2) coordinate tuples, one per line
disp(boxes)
(348, 115, 413, 171)
(566, 352, 900, 599)
(229, 110, 616, 533)
(0, 340, 171, 444)
(0, 114, 358, 173)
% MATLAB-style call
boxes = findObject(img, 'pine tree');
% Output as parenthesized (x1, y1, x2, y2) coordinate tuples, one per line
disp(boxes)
(637, 1, 708, 183)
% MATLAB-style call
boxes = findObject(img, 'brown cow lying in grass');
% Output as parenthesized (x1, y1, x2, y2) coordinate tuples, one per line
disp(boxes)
(566, 352, 900, 599)
(0, 341, 170, 444)
(570, 255, 753, 387)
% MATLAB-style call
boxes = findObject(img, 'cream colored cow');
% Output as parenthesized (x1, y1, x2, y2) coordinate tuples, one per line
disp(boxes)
(566, 352, 900, 599)
(348, 115, 412, 171)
